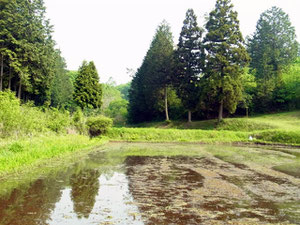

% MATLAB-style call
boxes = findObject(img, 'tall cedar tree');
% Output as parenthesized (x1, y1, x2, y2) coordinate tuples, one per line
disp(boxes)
(247, 7, 298, 112)
(128, 21, 175, 123)
(203, 0, 249, 122)
(74, 61, 102, 109)
(145, 21, 175, 121)
(176, 9, 203, 122)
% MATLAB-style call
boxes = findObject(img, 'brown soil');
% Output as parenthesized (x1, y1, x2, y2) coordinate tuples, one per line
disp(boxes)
(125, 156, 300, 225)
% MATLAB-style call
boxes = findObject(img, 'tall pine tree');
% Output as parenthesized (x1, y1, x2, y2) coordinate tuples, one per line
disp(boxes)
(74, 61, 102, 109)
(203, 0, 249, 122)
(176, 9, 203, 122)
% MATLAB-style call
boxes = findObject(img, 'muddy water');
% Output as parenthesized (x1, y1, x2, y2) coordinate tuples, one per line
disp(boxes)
(0, 143, 299, 225)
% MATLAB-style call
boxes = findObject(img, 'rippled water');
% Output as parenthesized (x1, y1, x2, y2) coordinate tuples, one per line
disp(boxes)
(0, 143, 299, 225)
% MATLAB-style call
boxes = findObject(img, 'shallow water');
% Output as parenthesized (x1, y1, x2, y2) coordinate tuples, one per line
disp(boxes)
(0, 143, 299, 225)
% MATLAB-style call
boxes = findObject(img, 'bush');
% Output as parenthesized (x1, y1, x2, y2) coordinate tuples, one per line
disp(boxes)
(72, 108, 86, 134)
(45, 108, 71, 133)
(0, 91, 22, 136)
(86, 116, 113, 137)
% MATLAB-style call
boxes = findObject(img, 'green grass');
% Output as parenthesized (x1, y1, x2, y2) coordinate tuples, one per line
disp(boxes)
(106, 127, 249, 143)
(110, 111, 300, 145)
(0, 134, 107, 176)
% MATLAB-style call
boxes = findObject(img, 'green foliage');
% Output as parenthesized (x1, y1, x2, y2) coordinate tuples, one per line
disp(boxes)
(0, 91, 71, 137)
(72, 108, 86, 134)
(101, 82, 122, 112)
(0, 0, 60, 104)
(248, 7, 299, 112)
(116, 82, 131, 101)
(105, 99, 128, 125)
(281, 58, 300, 109)
(175, 9, 203, 120)
(0, 91, 21, 136)
(73, 61, 102, 110)
(86, 116, 113, 137)
(128, 21, 175, 123)
(45, 108, 70, 133)
(50, 51, 74, 109)
(203, 0, 250, 121)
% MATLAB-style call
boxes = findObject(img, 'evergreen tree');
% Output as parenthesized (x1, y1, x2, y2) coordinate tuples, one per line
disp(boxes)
(73, 61, 102, 109)
(128, 21, 175, 123)
(176, 9, 203, 122)
(0, 0, 57, 105)
(203, 0, 249, 122)
(50, 50, 73, 108)
(247, 6, 298, 111)
(145, 21, 175, 121)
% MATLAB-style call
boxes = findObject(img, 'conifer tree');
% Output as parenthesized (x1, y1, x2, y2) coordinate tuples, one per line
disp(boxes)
(128, 21, 175, 123)
(203, 0, 249, 122)
(74, 61, 102, 109)
(176, 9, 203, 122)
(247, 6, 298, 111)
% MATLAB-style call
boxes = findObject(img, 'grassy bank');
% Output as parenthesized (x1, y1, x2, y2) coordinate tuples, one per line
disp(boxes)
(0, 134, 107, 176)
(106, 111, 300, 145)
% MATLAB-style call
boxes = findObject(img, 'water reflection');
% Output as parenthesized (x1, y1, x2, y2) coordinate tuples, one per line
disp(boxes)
(0, 178, 62, 225)
(48, 172, 143, 225)
(70, 169, 100, 218)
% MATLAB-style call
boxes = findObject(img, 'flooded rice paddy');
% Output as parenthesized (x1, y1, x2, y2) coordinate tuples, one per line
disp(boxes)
(0, 142, 299, 225)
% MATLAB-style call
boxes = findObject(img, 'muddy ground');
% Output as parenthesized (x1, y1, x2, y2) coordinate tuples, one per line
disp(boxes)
(125, 155, 300, 225)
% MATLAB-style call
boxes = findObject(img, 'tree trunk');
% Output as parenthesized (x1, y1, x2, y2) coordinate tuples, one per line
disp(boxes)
(218, 100, 223, 123)
(188, 110, 192, 123)
(0, 54, 3, 91)
(18, 79, 22, 99)
(8, 66, 11, 90)
(246, 107, 249, 118)
(164, 86, 169, 121)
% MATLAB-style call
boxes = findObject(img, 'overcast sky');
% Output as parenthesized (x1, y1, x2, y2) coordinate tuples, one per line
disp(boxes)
(44, 0, 300, 85)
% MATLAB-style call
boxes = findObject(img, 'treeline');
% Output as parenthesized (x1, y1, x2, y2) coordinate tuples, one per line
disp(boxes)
(0, 0, 105, 111)
(128, 0, 299, 123)
(1, 0, 299, 126)
(0, 0, 63, 105)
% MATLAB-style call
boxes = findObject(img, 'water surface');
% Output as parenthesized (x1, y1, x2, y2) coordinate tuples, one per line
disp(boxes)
(0, 143, 299, 224)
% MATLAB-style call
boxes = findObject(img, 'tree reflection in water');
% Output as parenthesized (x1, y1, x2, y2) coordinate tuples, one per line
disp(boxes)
(70, 169, 101, 218)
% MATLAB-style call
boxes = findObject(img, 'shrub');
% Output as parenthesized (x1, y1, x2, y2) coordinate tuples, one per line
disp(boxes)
(86, 116, 113, 137)
(45, 108, 71, 133)
(72, 108, 86, 134)
(0, 91, 22, 137)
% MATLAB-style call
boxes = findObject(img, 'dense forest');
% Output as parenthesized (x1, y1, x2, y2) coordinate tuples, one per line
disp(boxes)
(0, 0, 299, 125)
